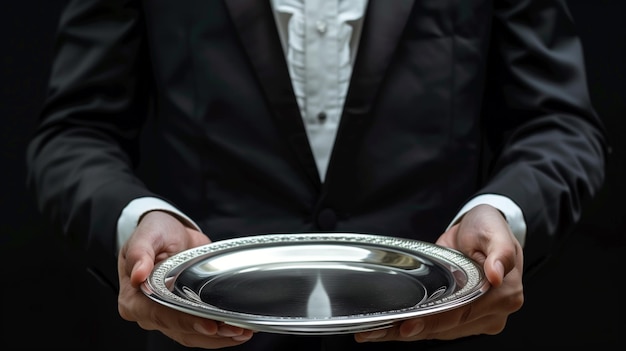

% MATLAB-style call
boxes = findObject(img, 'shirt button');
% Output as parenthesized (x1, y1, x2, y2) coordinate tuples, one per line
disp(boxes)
(317, 111, 327, 123)
(316, 20, 327, 34)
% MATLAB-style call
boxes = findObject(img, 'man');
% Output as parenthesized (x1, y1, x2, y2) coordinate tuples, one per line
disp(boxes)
(26, 0, 607, 350)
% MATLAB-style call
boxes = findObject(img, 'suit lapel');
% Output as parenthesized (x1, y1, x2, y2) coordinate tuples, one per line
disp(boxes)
(325, 0, 415, 184)
(224, 0, 321, 188)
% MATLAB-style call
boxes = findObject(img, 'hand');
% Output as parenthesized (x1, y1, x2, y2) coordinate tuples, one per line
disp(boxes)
(117, 210, 255, 348)
(354, 204, 524, 343)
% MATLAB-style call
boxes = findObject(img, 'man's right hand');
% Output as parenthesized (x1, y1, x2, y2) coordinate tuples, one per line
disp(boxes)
(117, 211, 254, 348)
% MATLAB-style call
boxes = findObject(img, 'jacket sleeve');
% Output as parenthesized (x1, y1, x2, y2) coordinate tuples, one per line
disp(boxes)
(26, 0, 155, 292)
(480, 0, 609, 273)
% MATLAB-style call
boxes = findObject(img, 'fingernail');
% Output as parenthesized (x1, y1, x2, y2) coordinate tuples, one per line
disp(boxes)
(495, 260, 505, 278)
(217, 329, 240, 337)
(364, 329, 387, 340)
(193, 323, 213, 336)
(232, 333, 252, 342)
(407, 320, 425, 337)
(217, 324, 247, 338)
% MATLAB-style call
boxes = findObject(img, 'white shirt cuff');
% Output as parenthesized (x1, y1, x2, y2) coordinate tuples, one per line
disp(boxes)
(116, 197, 201, 252)
(447, 194, 527, 247)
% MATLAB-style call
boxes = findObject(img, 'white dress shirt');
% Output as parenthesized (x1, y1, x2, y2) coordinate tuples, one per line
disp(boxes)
(271, 0, 367, 181)
(116, 0, 526, 251)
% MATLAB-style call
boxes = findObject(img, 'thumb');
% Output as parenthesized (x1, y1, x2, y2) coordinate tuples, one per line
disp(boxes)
(120, 239, 157, 288)
(129, 252, 155, 287)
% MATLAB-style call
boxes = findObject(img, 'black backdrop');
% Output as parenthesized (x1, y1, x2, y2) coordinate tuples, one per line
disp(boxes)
(2, 1, 624, 349)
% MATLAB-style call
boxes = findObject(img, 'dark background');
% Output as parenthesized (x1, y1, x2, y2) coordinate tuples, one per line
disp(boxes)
(2, 1, 624, 349)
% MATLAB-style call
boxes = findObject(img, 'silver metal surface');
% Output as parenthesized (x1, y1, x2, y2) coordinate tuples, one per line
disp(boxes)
(142, 233, 489, 335)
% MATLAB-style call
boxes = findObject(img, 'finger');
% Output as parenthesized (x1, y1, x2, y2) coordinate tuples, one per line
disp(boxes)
(215, 323, 252, 337)
(144, 311, 254, 348)
(408, 315, 506, 341)
(434, 223, 459, 248)
(356, 311, 504, 343)
(354, 327, 391, 343)
(356, 288, 499, 343)
(120, 287, 252, 339)
(160, 326, 253, 349)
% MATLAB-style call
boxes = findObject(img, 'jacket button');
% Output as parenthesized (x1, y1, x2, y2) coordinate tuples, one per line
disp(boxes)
(316, 208, 337, 231)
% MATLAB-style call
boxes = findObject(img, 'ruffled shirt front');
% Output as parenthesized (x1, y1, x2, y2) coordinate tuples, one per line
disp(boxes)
(271, 0, 368, 181)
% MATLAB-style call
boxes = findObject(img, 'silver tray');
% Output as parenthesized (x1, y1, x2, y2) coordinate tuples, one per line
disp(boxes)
(141, 233, 489, 335)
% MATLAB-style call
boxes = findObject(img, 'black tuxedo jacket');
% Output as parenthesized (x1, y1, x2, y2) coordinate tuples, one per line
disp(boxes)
(28, 0, 605, 310)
